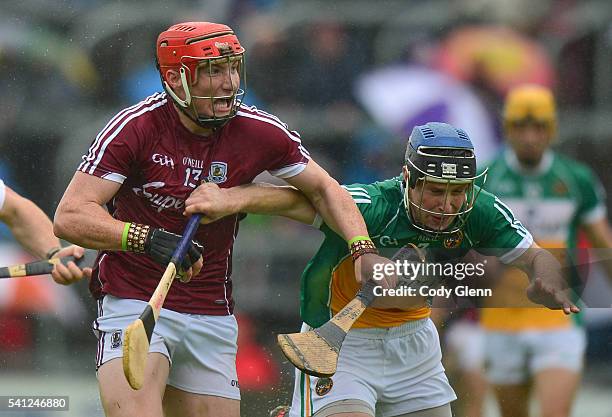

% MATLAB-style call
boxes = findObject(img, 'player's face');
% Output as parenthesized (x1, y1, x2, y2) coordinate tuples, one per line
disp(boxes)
(408, 180, 468, 231)
(191, 57, 241, 118)
(507, 119, 552, 167)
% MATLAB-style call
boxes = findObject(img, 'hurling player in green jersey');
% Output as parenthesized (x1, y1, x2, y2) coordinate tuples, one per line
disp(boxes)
(186, 121, 579, 417)
(480, 84, 612, 417)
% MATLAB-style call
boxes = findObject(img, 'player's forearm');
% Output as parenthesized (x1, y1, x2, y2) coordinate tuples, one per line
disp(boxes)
(227, 184, 316, 224)
(511, 245, 565, 285)
(2, 195, 60, 259)
(531, 250, 565, 284)
(306, 180, 369, 240)
(54, 201, 124, 250)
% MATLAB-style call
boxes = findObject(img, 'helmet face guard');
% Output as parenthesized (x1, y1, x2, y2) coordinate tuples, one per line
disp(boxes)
(403, 123, 488, 235)
(156, 22, 247, 128)
(167, 54, 246, 127)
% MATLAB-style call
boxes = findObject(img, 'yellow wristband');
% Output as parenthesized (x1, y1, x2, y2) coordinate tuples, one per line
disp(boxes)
(347, 235, 371, 247)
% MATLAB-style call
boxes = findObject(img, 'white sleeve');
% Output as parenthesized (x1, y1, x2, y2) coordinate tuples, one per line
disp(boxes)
(0, 179, 5, 210)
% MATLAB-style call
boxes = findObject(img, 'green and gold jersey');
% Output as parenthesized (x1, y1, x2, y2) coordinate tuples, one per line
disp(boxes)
(301, 176, 532, 329)
(480, 150, 606, 330)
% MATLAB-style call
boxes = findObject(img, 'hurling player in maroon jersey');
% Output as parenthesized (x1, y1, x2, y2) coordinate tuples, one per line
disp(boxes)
(54, 22, 385, 417)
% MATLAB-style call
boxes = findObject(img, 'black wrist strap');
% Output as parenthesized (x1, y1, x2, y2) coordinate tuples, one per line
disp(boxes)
(45, 246, 62, 260)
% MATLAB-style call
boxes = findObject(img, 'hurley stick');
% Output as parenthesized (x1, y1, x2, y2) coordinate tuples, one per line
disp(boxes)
(0, 249, 97, 279)
(122, 215, 201, 390)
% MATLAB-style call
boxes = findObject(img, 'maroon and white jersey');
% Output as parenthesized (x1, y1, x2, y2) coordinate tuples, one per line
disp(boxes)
(79, 92, 310, 315)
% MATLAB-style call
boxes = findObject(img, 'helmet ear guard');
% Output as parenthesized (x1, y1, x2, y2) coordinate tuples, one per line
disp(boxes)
(159, 65, 193, 108)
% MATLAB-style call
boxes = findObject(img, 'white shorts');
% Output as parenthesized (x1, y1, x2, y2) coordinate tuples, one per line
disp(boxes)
(444, 320, 484, 371)
(93, 295, 240, 399)
(289, 319, 456, 417)
(484, 326, 586, 385)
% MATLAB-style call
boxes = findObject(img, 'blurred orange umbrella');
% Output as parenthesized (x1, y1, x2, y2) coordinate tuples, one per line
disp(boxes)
(435, 25, 554, 94)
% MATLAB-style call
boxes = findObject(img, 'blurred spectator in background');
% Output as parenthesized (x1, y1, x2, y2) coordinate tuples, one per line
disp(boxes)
(354, 65, 499, 164)
(293, 23, 364, 108)
(247, 19, 306, 108)
(434, 26, 555, 96)
(0, 18, 98, 214)
(249, 21, 368, 181)
(342, 124, 403, 184)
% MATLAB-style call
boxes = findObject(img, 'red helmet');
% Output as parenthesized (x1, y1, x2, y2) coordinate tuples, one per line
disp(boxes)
(156, 22, 246, 127)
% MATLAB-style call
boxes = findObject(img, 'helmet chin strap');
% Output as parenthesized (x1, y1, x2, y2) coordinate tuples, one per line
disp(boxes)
(164, 67, 192, 107)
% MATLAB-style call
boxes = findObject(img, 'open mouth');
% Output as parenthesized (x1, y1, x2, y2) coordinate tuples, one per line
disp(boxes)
(214, 98, 232, 113)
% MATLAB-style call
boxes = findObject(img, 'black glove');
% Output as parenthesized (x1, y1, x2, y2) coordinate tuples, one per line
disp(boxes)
(144, 228, 203, 271)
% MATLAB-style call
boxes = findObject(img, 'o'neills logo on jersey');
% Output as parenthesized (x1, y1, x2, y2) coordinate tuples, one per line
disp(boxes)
(207, 162, 228, 183)
(132, 182, 185, 213)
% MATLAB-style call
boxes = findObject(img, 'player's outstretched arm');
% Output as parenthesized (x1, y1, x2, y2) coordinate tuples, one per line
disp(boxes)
(509, 242, 579, 314)
(285, 160, 369, 241)
(185, 182, 317, 225)
(0, 185, 62, 260)
(285, 160, 386, 284)
(0, 185, 92, 284)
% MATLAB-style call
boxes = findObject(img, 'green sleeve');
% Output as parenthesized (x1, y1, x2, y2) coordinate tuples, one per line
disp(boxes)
(317, 182, 391, 239)
(574, 165, 607, 225)
(467, 189, 533, 263)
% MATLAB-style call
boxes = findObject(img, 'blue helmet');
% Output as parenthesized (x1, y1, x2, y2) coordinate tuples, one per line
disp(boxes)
(403, 122, 487, 234)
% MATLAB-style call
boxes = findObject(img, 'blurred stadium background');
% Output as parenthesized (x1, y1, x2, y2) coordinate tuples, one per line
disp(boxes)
(0, 0, 611, 416)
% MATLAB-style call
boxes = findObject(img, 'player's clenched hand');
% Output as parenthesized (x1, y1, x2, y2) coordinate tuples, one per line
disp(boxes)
(51, 245, 93, 285)
(354, 253, 398, 290)
(526, 277, 580, 315)
(145, 228, 203, 283)
(184, 183, 238, 224)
